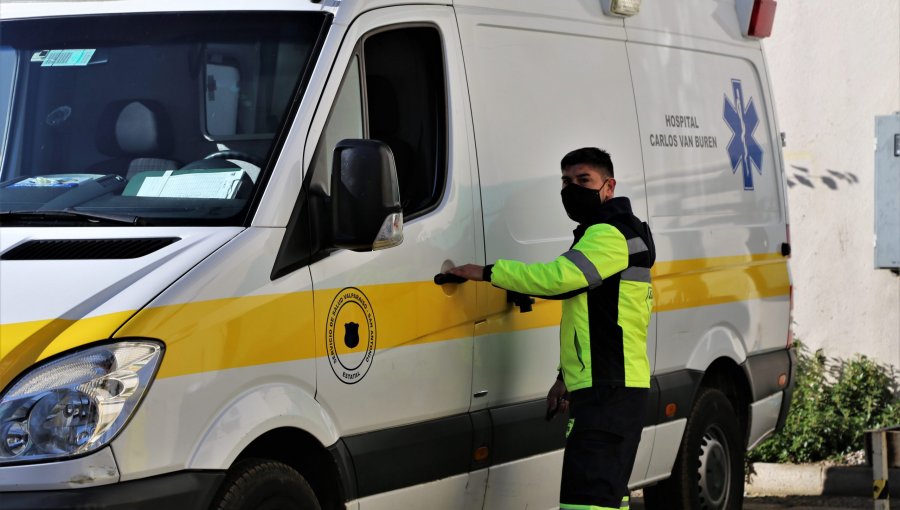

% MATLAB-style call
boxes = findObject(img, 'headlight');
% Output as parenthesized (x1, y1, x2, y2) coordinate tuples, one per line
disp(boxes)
(0, 341, 162, 464)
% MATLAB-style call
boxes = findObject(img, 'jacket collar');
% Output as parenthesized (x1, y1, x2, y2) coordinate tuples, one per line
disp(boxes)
(571, 196, 634, 245)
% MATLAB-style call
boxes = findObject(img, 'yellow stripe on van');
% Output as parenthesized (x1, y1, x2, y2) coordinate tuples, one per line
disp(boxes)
(0, 254, 789, 385)
(652, 253, 790, 312)
(117, 291, 317, 380)
(0, 311, 135, 392)
(118, 280, 479, 380)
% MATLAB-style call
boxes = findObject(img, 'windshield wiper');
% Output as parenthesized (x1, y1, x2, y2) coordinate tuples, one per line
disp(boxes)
(0, 209, 147, 226)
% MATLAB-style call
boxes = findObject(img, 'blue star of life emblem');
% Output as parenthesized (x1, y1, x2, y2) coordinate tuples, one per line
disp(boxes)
(723, 79, 764, 190)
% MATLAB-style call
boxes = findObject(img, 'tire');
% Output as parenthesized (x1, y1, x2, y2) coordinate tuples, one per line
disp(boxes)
(644, 388, 745, 510)
(212, 459, 322, 510)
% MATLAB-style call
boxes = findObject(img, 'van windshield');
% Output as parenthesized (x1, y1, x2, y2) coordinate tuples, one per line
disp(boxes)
(0, 12, 327, 226)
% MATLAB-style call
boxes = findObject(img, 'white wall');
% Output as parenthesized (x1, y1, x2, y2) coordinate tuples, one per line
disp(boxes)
(763, 1, 900, 367)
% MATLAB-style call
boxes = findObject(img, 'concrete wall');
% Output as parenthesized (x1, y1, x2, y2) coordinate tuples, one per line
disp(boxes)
(763, 1, 900, 367)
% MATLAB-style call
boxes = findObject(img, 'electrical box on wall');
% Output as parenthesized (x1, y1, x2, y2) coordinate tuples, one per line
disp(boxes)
(875, 113, 900, 273)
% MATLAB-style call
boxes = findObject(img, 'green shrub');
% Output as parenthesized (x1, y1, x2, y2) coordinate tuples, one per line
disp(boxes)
(748, 341, 900, 463)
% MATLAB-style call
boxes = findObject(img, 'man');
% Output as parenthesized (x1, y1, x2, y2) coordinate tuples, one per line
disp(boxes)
(447, 147, 655, 510)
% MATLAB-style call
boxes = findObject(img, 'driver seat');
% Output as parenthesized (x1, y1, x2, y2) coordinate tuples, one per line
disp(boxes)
(91, 100, 179, 179)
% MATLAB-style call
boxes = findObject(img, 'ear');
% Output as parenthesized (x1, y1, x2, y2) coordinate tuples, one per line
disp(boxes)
(605, 178, 617, 199)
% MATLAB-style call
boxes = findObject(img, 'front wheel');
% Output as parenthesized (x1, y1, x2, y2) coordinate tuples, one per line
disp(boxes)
(212, 459, 322, 510)
(644, 388, 745, 510)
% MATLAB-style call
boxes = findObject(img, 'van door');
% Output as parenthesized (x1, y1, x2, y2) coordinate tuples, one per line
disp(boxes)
(302, 7, 484, 507)
(455, 3, 656, 506)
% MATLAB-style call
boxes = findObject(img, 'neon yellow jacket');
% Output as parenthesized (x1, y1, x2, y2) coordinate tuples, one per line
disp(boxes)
(488, 197, 654, 390)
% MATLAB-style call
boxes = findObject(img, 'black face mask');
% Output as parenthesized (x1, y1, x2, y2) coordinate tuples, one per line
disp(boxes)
(561, 183, 604, 224)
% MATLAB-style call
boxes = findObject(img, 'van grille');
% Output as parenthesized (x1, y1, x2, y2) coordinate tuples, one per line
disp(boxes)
(1, 238, 179, 260)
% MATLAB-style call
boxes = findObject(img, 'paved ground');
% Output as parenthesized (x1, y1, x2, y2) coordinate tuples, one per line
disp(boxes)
(741, 496, 897, 509)
(625, 462, 900, 508)
(630, 495, 898, 509)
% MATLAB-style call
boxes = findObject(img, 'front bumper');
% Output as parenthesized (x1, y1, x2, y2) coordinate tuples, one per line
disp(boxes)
(1, 471, 224, 510)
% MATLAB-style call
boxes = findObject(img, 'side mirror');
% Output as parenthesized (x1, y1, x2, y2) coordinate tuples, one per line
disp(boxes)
(331, 139, 403, 251)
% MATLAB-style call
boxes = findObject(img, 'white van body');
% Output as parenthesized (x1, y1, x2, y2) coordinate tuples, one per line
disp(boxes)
(0, 1, 793, 509)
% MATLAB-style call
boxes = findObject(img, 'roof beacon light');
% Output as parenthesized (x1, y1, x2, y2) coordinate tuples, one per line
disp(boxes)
(736, 0, 777, 38)
(600, 0, 641, 17)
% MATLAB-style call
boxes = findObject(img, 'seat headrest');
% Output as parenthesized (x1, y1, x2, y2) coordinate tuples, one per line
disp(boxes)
(96, 100, 173, 157)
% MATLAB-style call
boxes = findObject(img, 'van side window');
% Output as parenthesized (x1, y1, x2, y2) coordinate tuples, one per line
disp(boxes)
(309, 55, 364, 198)
(310, 26, 446, 216)
(363, 27, 446, 218)
(273, 27, 446, 278)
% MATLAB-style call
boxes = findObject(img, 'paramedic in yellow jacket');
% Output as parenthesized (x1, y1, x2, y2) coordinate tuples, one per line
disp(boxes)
(448, 147, 655, 510)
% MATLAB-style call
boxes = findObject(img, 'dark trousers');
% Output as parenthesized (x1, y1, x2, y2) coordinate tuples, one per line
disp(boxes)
(560, 385, 648, 509)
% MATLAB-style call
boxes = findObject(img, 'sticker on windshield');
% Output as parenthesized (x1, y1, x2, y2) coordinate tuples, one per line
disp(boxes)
(33, 49, 96, 67)
(7, 174, 103, 188)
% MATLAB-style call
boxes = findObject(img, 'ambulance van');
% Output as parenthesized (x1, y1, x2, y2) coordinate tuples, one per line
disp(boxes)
(0, 0, 793, 508)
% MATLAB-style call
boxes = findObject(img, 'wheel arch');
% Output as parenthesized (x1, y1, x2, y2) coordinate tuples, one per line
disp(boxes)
(185, 381, 350, 509)
(698, 357, 752, 448)
(644, 374, 749, 510)
(229, 427, 349, 510)
(187, 382, 339, 470)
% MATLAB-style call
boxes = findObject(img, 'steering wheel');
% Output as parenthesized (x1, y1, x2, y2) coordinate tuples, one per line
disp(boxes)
(203, 150, 264, 167)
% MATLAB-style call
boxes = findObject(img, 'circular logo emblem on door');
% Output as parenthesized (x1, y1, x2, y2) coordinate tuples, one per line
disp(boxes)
(325, 287, 377, 384)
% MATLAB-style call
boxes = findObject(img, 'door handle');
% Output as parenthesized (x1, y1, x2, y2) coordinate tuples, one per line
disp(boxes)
(507, 291, 535, 313)
(434, 273, 467, 285)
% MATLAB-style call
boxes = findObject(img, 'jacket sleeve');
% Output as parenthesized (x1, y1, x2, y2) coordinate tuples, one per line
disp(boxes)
(490, 224, 629, 297)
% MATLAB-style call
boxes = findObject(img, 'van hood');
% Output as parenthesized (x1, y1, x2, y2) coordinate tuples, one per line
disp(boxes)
(0, 227, 241, 391)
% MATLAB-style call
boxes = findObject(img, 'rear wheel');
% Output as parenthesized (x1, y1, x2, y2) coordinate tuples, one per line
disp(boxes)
(212, 458, 322, 510)
(644, 388, 745, 510)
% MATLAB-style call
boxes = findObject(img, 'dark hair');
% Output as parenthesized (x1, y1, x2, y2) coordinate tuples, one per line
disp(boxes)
(560, 147, 614, 178)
